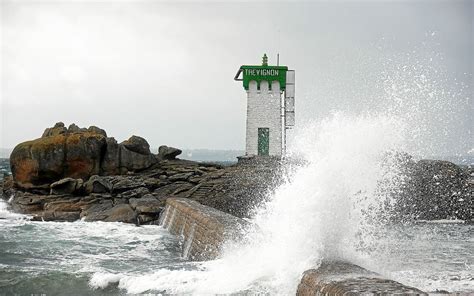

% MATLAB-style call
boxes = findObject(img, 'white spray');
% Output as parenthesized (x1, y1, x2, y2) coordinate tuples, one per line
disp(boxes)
(90, 43, 470, 294)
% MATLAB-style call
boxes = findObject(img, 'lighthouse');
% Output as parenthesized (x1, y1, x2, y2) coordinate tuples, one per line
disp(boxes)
(234, 54, 295, 158)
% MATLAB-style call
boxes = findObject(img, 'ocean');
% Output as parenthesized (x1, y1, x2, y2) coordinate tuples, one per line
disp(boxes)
(0, 200, 472, 295)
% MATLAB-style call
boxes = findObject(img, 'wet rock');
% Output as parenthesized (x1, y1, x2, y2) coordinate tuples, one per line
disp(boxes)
(137, 214, 158, 225)
(44, 197, 89, 213)
(81, 200, 114, 221)
(1, 175, 15, 197)
(50, 178, 83, 195)
(392, 159, 473, 221)
(103, 204, 137, 223)
(158, 145, 182, 160)
(35, 210, 81, 222)
(129, 196, 163, 213)
(84, 175, 112, 194)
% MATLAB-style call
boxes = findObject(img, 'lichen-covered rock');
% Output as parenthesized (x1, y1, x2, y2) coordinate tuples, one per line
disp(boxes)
(10, 135, 68, 188)
(67, 123, 87, 134)
(41, 122, 67, 138)
(10, 131, 106, 188)
(87, 126, 107, 137)
(9, 123, 160, 188)
(64, 132, 106, 179)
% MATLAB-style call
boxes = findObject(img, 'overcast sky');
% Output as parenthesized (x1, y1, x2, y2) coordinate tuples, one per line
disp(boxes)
(1, 0, 472, 156)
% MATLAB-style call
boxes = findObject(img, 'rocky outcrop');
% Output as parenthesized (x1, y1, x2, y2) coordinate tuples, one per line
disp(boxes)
(2, 154, 284, 225)
(4, 126, 472, 225)
(157, 145, 182, 160)
(390, 156, 473, 221)
(10, 123, 158, 189)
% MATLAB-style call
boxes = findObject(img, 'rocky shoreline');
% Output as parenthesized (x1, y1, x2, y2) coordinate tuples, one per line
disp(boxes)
(1, 122, 472, 224)
(1, 122, 282, 224)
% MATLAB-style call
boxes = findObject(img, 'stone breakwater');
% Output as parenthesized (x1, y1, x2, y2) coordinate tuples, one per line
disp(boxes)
(160, 198, 248, 260)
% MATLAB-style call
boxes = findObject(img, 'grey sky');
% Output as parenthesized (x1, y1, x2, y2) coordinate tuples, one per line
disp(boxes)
(1, 0, 472, 156)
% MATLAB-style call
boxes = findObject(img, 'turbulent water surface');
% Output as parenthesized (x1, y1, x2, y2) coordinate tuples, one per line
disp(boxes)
(0, 201, 190, 295)
(0, 200, 472, 295)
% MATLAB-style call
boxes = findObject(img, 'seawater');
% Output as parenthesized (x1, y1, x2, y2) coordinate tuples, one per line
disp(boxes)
(0, 200, 194, 296)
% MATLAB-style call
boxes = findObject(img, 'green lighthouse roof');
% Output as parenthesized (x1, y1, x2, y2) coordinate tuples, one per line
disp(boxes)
(234, 54, 288, 90)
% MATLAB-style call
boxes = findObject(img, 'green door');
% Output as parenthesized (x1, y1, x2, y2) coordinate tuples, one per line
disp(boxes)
(258, 128, 270, 156)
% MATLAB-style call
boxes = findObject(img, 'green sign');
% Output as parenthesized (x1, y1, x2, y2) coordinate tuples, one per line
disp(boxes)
(234, 54, 288, 90)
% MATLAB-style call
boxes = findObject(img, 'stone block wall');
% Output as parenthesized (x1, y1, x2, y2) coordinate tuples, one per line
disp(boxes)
(297, 260, 426, 295)
(159, 197, 248, 261)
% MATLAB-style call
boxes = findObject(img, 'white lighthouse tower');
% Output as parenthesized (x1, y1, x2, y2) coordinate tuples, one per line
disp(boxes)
(234, 54, 295, 158)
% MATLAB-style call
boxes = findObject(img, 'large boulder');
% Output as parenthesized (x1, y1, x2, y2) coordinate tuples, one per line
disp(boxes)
(103, 136, 156, 175)
(122, 135, 151, 155)
(119, 145, 156, 173)
(392, 159, 473, 221)
(10, 135, 67, 188)
(64, 132, 106, 179)
(10, 123, 161, 188)
(158, 145, 182, 160)
(10, 128, 106, 188)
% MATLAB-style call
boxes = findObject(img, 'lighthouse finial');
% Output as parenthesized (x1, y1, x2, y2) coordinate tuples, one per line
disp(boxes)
(262, 53, 268, 66)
